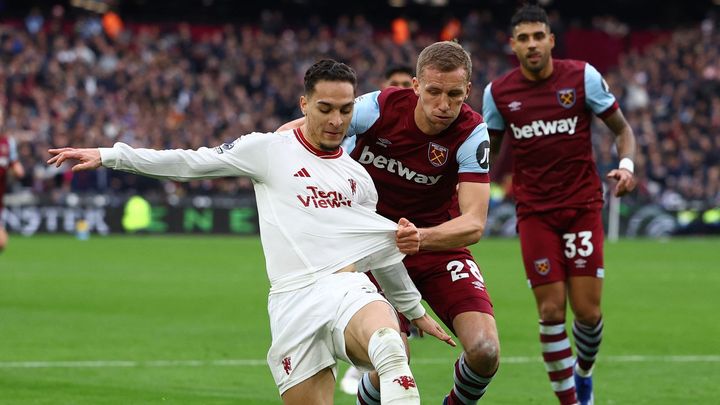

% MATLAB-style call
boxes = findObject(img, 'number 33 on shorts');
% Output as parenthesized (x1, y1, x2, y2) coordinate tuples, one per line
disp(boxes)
(562, 231, 594, 258)
(446, 259, 486, 291)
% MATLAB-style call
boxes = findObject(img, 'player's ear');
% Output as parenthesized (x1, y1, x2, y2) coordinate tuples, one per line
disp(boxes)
(300, 95, 307, 115)
(549, 32, 555, 51)
(412, 77, 420, 96)
(465, 81, 472, 100)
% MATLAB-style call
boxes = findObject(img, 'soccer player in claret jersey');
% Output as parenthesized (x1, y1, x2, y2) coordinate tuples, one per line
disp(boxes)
(348, 42, 500, 405)
(283, 41, 500, 405)
(48, 59, 457, 405)
(383, 65, 414, 89)
(482, 4, 637, 405)
(0, 107, 26, 253)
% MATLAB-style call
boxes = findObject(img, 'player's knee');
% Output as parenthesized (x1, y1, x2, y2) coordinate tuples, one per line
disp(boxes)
(367, 327, 408, 375)
(464, 336, 500, 374)
(575, 312, 602, 327)
(538, 302, 566, 323)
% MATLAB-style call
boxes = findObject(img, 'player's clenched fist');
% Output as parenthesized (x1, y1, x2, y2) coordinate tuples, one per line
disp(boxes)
(395, 217, 420, 255)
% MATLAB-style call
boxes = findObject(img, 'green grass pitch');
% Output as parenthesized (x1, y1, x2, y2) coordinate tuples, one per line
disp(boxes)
(1, 235, 718, 404)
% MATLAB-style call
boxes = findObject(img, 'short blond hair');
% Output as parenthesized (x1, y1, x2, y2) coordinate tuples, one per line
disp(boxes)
(416, 41, 472, 82)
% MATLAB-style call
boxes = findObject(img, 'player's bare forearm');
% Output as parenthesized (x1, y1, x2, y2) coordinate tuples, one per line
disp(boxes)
(603, 109, 636, 160)
(603, 109, 638, 196)
(418, 213, 486, 250)
(277, 117, 305, 132)
(418, 181, 489, 250)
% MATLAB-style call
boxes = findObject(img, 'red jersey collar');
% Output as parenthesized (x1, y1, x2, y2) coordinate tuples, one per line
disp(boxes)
(293, 128, 343, 159)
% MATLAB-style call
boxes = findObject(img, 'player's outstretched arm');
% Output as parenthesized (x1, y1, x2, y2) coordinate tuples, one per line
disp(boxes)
(602, 109, 637, 197)
(47, 147, 102, 172)
(371, 262, 456, 347)
(50, 140, 262, 181)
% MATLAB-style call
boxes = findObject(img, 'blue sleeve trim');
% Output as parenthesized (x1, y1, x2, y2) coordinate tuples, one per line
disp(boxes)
(348, 91, 381, 138)
(457, 122, 491, 174)
(482, 83, 505, 131)
(584, 63, 616, 115)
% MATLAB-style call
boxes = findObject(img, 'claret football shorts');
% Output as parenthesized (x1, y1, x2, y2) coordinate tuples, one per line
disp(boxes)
(518, 208, 605, 288)
(402, 248, 494, 334)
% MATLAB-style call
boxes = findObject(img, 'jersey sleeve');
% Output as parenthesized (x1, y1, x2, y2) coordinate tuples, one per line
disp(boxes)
(370, 263, 425, 320)
(584, 63, 619, 117)
(456, 122, 491, 183)
(482, 83, 505, 131)
(8, 137, 18, 162)
(99, 132, 273, 182)
(347, 91, 381, 138)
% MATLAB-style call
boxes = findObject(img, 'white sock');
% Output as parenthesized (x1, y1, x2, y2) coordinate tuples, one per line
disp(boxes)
(367, 327, 419, 404)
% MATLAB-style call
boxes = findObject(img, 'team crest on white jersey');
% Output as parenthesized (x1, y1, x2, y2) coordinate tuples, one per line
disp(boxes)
(508, 101, 522, 111)
(556, 88, 576, 108)
(428, 143, 449, 167)
(348, 178, 357, 195)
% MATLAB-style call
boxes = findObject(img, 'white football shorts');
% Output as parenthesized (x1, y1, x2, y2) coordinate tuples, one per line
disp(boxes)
(266, 271, 389, 394)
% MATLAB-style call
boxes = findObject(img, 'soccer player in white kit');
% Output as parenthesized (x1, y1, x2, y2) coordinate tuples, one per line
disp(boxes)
(48, 60, 455, 405)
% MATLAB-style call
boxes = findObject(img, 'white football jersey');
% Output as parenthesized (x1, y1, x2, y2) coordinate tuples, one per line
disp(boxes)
(100, 129, 405, 293)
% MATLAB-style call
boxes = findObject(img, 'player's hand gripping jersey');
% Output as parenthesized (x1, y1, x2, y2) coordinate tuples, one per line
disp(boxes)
(483, 60, 618, 218)
(100, 129, 405, 293)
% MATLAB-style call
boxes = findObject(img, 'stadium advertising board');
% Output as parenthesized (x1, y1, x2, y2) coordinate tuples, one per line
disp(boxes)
(2, 203, 258, 236)
(2, 199, 717, 237)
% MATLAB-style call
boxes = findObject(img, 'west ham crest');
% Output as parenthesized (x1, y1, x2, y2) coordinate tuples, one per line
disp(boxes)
(428, 142, 449, 167)
(556, 88, 576, 109)
(534, 258, 551, 276)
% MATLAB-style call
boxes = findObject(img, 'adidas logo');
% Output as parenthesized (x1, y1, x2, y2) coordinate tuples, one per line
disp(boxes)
(293, 168, 311, 177)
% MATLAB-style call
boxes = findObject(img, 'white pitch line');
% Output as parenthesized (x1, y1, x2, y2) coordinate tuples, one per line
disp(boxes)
(0, 355, 718, 369)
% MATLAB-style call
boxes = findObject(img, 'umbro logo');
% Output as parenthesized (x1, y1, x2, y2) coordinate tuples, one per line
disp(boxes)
(293, 168, 311, 177)
(508, 101, 522, 111)
(376, 138, 392, 148)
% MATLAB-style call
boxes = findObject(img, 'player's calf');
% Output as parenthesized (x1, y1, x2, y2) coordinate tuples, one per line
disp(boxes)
(445, 351, 497, 405)
(539, 321, 577, 405)
(367, 327, 419, 404)
(572, 318, 602, 405)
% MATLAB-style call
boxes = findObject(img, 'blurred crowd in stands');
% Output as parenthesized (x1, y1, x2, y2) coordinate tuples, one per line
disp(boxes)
(1, 6, 718, 210)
